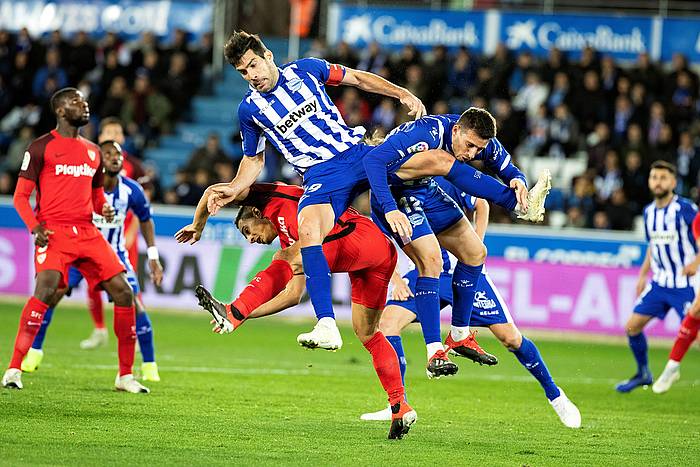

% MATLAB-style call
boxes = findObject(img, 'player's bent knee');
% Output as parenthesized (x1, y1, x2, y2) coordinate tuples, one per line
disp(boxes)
(416, 253, 443, 277)
(501, 333, 522, 351)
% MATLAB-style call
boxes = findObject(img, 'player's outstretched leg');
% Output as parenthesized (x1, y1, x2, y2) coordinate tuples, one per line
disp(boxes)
(446, 330, 498, 365)
(22, 306, 56, 373)
(616, 313, 654, 393)
(653, 312, 700, 393)
(195, 285, 246, 333)
(80, 289, 108, 350)
(361, 336, 406, 422)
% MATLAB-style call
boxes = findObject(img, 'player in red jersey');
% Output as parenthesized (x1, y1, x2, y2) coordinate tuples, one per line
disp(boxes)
(175, 182, 417, 439)
(2, 88, 148, 394)
(76, 117, 150, 350)
(652, 211, 700, 393)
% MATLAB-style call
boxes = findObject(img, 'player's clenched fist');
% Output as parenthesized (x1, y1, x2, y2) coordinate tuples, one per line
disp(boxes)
(31, 224, 54, 247)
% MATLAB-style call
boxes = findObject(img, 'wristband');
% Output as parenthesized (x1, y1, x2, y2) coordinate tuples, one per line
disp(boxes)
(147, 246, 160, 261)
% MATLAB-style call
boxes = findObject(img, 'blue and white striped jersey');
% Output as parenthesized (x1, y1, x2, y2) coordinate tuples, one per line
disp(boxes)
(92, 175, 152, 256)
(643, 195, 698, 288)
(238, 58, 366, 174)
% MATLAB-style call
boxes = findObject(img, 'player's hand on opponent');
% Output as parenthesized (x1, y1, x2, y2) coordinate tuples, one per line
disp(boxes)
(148, 259, 164, 286)
(102, 203, 116, 222)
(174, 224, 203, 245)
(386, 210, 413, 240)
(510, 179, 528, 212)
(391, 277, 414, 301)
(399, 90, 426, 119)
(31, 224, 54, 247)
(683, 260, 700, 276)
(207, 186, 239, 215)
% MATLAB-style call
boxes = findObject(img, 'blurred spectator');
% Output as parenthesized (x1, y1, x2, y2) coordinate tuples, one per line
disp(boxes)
(121, 73, 173, 142)
(565, 205, 586, 228)
(575, 70, 608, 134)
(0, 171, 13, 195)
(160, 52, 193, 118)
(173, 169, 207, 206)
(611, 95, 634, 145)
(0, 75, 11, 120)
(650, 123, 675, 163)
(358, 42, 388, 75)
(492, 99, 522, 152)
(404, 64, 428, 105)
(508, 51, 534, 95)
(512, 72, 549, 119)
(100, 76, 130, 118)
(621, 124, 649, 166)
(335, 88, 371, 127)
(8, 52, 33, 107)
(647, 101, 666, 146)
(622, 150, 650, 212)
(546, 103, 578, 158)
(32, 49, 68, 99)
(567, 175, 597, 226)
(3, 126, 34, 174)
(183, 133, 230, 178)
(541, 47, 568, 85)
(521, 104, 549, 156)
(67, 31, 97, 83)
(546, 72, 573, 112)
(486, 43, 512, 100)
(594, 149, 623, 203)
(371, 98, 397, 131)
(669, 71, 696, 127)
(447, 47, 477, 102)
(606, 188, 634, 230)
(393, 45, 422, 84)
(676, 131, 700, 196)
(326, 41, 358, 69)
(586, 122, 611, 171)
(631, 52, 662, 97)
(599, 56, 619, 100)
(423, 45, 450, 108)
(592, 210, 611, 230)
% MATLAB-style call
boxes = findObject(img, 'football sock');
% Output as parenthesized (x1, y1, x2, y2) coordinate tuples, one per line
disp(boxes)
(386, 335, 407, 386)
(669, 314, 700, 363)
(300, 245, 335, 320)
(446, 162, 518, 211)
(451, 262, 483, 332)
(9, 297, 49, 369)
(512, 336, 561, 400)
(628, 332, 649, 375)
(232, 259, 294, 317)
(415, 276, 442, 346)
(114, 305, 136, 376)
(31, 306, 55, 350)
(363, 332, 405, 406)
(135, 311, 155, 363)
(88, 288, 105, 329)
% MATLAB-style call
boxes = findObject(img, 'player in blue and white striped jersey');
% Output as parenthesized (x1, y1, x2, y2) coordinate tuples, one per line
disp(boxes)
(23, 141, 164, 385)
(616, 160, 700, 393)
(205, 31, 426, 352)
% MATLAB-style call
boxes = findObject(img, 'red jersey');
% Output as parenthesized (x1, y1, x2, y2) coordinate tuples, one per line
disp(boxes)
(692, 212, 700, 240)
(244, 182, 364, 248)
(18, 130, 103, 226)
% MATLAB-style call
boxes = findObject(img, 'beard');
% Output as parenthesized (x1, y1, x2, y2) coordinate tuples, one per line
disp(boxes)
(653, 188, 671, 199)
(105, 168, 121, 177)
(67, 114, 90, 127)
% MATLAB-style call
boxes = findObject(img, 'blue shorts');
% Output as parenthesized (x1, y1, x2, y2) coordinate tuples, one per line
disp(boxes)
(633, 282, 693, 320)
(370, 179, 465, 245)
(298, 143, 371, 221)
(68, 250, 139, 295)
(385, 269, 512, 327)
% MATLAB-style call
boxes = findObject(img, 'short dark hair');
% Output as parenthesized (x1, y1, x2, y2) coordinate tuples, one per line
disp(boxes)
(224, 30, 267, 67)
(650, 160, 677, 175)
(50, 87, 79, 114)
(457, 107, 497, 140)
(100, 116, 123, 130)
(235, 205, 258, 230)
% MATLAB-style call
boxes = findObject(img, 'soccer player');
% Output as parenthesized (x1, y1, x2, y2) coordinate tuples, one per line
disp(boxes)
(652, 210, 700, 393)
(176, 182, 416, 439)
(2, 87, 148, 393)
(360, 177, 581, 428)
(78, 117, 149, 350)
(616, 160, 699, 393)
(205, 31, 426, 352)
(363, 108, 551, 376)
(21, 140, 164, 383)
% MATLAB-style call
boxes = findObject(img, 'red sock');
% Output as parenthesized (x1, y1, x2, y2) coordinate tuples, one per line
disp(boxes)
(231, 260, 293, 316)
(363, 332, 405, 406)
(9, 297, 49, 369)
(669, 314, 700, 363)
(114, 305, 136, 376)
(88, 289, 105, 329)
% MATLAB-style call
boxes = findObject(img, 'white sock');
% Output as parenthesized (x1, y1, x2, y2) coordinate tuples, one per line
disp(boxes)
(426, 342, 444, 358)
(450, 325, 470, 341)
(666, 360, 680, 371)
(317, 317, 337, 328)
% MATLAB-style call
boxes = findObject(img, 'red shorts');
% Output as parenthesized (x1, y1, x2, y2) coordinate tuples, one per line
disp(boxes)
(34, 223, 125, 292)
(324, 216, 397, 310)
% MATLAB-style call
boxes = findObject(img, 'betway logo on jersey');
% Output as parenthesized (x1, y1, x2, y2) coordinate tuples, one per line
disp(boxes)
(649, 231, 679, 245)
(274, 98, 319, 138)
(55, 163, 97, 177)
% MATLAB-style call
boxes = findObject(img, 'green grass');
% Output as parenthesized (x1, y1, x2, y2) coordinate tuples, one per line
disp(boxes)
(0, 301, 699, 466)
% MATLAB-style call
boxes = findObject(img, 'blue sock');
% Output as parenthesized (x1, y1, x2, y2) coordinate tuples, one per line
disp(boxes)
(31, 307, 55, 350)
(628, 333, 649, 375)
(300, 245, 335, 320)
(415, 276, 441, 345)
(386, 335, 406, 386)
(451, 263, 483, 327)
(136, 311, 155, 363)
(513, 336, 560, 400)
(446, 162, 518, 211)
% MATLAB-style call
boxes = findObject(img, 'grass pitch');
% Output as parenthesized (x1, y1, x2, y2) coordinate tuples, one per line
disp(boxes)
(0, 300, 699, 466)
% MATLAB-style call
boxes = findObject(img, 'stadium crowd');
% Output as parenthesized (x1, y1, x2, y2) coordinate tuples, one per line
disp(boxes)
(2, 28, 700, 231)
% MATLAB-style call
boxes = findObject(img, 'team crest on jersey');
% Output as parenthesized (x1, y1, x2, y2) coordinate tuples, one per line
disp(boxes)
(87, 149, 96, 161)
(287, 78, 303, 92)
(21, 151, 30, 171)
(407, 142, 429, 154)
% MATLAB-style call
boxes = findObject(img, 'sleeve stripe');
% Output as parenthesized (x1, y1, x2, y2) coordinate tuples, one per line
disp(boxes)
(327, 64, 344, 86)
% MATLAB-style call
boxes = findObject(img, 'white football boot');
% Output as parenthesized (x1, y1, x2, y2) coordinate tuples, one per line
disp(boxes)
(549, 387, 581, 428)
(2, 368, 23, 389)
(360, 405, 392, 421)
(652, 362, 680, 394)
(80, 328, 109, 350)
(516, 169, 551, 223)
(297, 318, 343, 351)
(115, 374, 150, 394)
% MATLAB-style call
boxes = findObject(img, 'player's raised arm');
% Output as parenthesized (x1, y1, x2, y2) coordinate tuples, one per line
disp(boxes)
(341, 67, 426, 119)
